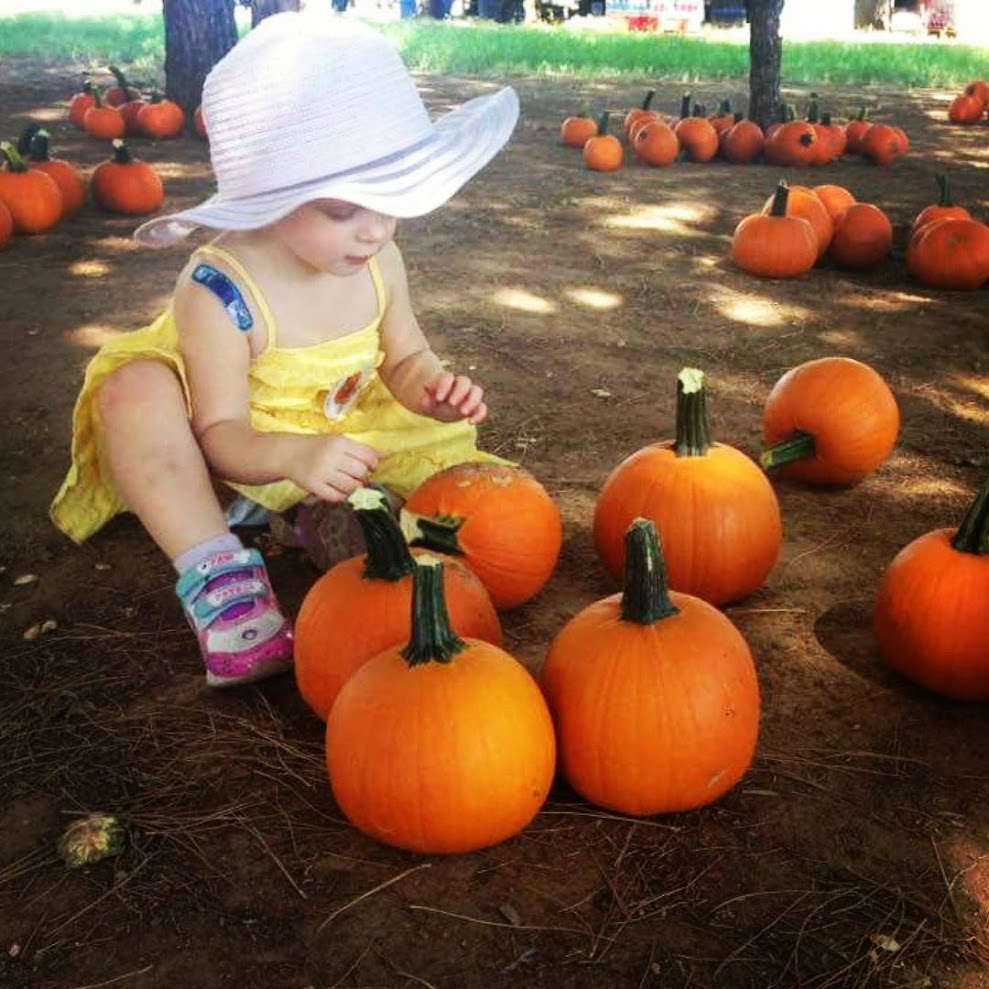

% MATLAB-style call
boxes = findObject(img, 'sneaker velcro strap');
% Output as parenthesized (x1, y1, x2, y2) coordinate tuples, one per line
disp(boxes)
(185, 578, 272, 628)
(175, 547, 265, 601)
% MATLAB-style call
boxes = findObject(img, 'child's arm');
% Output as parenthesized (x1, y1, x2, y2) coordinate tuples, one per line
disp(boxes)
(376, 242, 488, 425)
(173, 268, 379, 503)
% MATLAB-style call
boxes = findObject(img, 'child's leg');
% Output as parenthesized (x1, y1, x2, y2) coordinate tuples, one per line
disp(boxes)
(97, 360, 292, 686)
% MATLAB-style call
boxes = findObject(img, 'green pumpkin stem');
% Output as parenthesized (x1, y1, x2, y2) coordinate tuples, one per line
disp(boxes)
(110, 138, 133, 165)
(768, 180, 791, 217)
(16, 122, 43, 157)
(0, 141, 29, 173)
(935, 173, 954, 207)
(674, 367, 712, 458)
(401, 557, 467, 667)
(596, 111, 611, 137)
(760, 430, 816, 471)
(348, 486, 416, 581)
(400, 509, 464, 556)
(950, 478, 989, 555)
(641, 89, 655, 111)
(620, 519, 680, 625)
(679, 93, 691, 118)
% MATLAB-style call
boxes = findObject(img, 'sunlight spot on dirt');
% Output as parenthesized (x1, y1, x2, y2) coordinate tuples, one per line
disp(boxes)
(69, 260, 111, 278)
(898, 476, 971, 499)
(820, 329, 867, 348)
(952, 374, 989, 405)
(93, 236, 142, 253)
(491, 287, 558, 315)
(707, 286, 808, 328)
(839, 291, 919, 312)
(563, 286, 622, 310)
(14, 107, 61, 123)
(66, 324, 127, 350)
(602, 201, 718, 235)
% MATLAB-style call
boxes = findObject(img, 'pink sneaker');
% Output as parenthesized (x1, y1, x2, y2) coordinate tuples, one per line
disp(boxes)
(175, 548, 294, 687)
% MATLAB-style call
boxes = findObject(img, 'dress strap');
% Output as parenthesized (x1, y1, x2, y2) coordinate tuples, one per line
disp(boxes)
(193, 243, 281, 349)
(367, 255, 386, 320)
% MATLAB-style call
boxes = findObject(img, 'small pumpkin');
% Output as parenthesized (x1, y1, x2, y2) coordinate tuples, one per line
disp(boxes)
(294, 487, 502, 721)
(583, 112, 623, 172)
(624, 89, 660, 139)
(764, 119, 817, 168)
(401, 462, 563, 610)
(22, 128, 86, 219)
(326, 556, 556, 854)
(119, 96, 149, 137)
(843, 105, 871, 154)
(0, 141, 63, 234)
(762, 183, 832, 260)
(761, 356, 899, 486)
(673, 96, 720, 163)
(105, 65, 142, 106)
(560, 109, 597, 149)
(948, 84, 987, 125)
(137, 91, 186, 140)
(90, 139, 164, 215)
(633, 118, 679, 167)
(68, 79, 97, 129)
(875, 478, 989, 700)
(828, 202, 892, 269)
(541, 519, 760, 817)
(731, 180, 818, 279)
(82, 91, 126, 140)
(721, 117, 764, 164)
(812, 183, 856, 225)
(593, 368, 782, 606)
(859, 123, 905, 167)
(907, 216, 989, 291)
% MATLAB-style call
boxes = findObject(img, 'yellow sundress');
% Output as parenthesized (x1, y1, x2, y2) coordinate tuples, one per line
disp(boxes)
(51, 243, 506, 544)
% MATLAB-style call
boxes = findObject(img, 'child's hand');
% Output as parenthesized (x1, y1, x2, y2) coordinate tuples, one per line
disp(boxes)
(288, 435, 380, 503)
(421, 371, 488, 425)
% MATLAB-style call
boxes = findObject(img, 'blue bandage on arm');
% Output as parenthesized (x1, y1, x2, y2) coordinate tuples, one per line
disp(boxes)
(191, 263, 254, 332)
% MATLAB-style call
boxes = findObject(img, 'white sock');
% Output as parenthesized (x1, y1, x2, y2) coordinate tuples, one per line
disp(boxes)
(173, 533, 244, 575)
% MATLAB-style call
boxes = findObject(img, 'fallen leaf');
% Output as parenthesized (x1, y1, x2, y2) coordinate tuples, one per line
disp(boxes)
(13, 574, 38, 586)
(590, 388, 613, 399)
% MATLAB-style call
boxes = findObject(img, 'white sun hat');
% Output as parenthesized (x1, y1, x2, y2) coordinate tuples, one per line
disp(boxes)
(134, 10, 519, 248)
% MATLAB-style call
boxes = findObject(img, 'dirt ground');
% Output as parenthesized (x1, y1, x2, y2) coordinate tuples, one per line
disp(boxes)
(2, 55, 989, 989)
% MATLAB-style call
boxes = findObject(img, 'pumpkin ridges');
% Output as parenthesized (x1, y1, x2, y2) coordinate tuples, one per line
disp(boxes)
(907, 216, 989, 291)
(0, 141, 63, 234)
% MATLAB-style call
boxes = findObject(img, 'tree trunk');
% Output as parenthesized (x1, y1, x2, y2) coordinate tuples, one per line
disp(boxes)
(747, 0, 785, 132)
(251, 0, 300, 26)
(162, 0, 238, 122)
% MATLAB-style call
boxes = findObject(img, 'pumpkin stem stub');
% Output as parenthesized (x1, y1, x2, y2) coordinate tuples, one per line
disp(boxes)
(760, 430, 816, 472)
(620, 519, 680, 625)
(950, 478, 989, 556)
(674, 367, 712, 458)
(400, 509, 465, 556)
(400, 557, 467, 667)
(348, 486, 416, 582)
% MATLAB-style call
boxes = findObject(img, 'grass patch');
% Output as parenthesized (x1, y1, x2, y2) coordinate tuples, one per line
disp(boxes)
(0, 12, 986, 88)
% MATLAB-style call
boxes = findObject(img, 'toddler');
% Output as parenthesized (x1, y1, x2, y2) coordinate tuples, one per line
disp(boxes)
(51, 11, 519, 687)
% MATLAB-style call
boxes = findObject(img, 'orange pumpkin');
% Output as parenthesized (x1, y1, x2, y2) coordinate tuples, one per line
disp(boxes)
(560, 110, 597, 149)
(137, 92, 186, 139)
(764, 120, 817, 167)
(401, 462, 563, 610)
(731, 180, 818, 279)
(90, 139, 164, 215)
(948, 83, 987, 124)
(673, 101, 720, 163)
(761, 356, 899, 486)
(83, 92, 126, 140)
(624, 89, 660, 138)
(812, 183, 856, 225)
(0, 141, 63, 234)
(22, 129, 86, 219)
(105, 65, 142, 107)
(721, 117, 764, 164)
(828, 202, 892, 268)
(907, 216, 989, 291)
(119, 97, 149, 137)
(542, 519, 760, 816)
(860, 123, 905, 167)
(594, 368, 782, 606)
(582, 113, 623, 172)
(875, 479, 989, 700)
(326, 556, 556, 854)
(633, 118, 679, 167)
(762, 183, 832, 260)
(68, 80, 97, 129)
(294, 487, 502, 721)
(843, 106, 871, 154)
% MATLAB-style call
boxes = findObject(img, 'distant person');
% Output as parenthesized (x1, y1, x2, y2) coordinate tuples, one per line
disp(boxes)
(51, 11, 518, 687)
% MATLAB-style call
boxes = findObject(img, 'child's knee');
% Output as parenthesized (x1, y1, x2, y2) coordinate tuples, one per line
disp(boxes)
(97, 360, 184, 425)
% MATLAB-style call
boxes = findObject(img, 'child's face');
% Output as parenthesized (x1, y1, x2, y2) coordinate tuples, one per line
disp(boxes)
(273, 199, 398, 274)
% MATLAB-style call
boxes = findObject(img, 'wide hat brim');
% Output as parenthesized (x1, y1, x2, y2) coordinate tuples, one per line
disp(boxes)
(135, 86, 519, 248)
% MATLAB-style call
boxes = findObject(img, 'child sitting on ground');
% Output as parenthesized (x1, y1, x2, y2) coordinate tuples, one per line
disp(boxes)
(51, 10, 519, 687)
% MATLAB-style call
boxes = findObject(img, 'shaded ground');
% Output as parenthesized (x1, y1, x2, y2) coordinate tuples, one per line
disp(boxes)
(2, 57, 989, 989)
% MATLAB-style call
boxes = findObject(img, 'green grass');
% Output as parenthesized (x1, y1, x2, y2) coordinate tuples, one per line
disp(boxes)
(0, 11, 986, 88)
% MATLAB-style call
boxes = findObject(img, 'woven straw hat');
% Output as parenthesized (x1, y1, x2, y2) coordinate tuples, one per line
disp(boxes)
(135, 11, 519, 247)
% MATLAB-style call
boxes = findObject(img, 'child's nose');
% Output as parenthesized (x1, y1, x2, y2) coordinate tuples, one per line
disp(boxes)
(357, 211, 394, 242)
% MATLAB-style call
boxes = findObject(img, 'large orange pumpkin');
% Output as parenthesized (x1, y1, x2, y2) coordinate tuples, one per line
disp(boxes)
(731, 180, 818, 279)
(761, 183, 832, 260)
(761, 357, 899, 486)
(541, 519, 760, 817)
(828, 202, 892, 269)
(91, 140, 164, 216)
(907, 216, 989, 291)
(875, 479, 989, 700)
(294, 487, 501, 721)
(326, 556, 556, 854)
(594, 368, 782, 606)
(401, 462, 562, 610)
